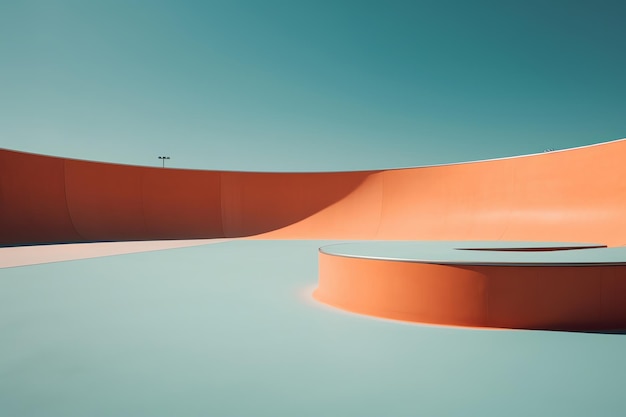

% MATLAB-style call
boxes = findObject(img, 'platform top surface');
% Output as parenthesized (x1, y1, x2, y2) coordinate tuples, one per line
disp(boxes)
(319, 241, 626, 265)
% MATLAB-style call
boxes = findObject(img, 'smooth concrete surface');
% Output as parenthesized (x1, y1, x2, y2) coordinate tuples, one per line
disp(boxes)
(0, 239, 233, 269)
(1, 240, 626, 417)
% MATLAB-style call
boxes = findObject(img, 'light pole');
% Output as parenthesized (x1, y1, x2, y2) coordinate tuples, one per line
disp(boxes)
(158, 156, 170, 168)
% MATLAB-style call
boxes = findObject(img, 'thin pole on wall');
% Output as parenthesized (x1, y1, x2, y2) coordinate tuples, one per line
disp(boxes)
(158, 156, 170, 168)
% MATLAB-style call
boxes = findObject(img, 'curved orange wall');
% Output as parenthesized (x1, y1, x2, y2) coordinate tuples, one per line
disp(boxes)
(260, 140, 626, 245)
(0, 150, 82, 244)
(0, 149, 374, 244)
(317, 252, 626, 331)
(64, 159, 224, 241)
(220, 171, 375, 237)
(2, 139, 626, 245)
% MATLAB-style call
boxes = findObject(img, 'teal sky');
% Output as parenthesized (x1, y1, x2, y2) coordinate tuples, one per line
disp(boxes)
(2, 0, 625, 171)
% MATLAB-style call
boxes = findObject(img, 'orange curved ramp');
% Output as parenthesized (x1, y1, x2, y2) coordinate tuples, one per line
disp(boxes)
(3, 140, 626, 330)
(259, 140, 626, 245)
(220, 171, 376, 237)
(3, 140, 626, 245)
(0, 149, 372, 244)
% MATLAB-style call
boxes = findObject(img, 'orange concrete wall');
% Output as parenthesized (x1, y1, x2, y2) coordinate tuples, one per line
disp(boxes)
(375, 143, 626, 244)
(64, 159, 224, 241)
(220, 171, 374, 237)
(317, 252, 626, 330)
(2, 139, 626, 245)
(0, 150, 82, 244)
(258, 140, 626, 245)
(0, 149, 372, 244)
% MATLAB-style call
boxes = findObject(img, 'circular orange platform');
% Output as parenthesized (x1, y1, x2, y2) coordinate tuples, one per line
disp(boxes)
(315, 242, 626, 331)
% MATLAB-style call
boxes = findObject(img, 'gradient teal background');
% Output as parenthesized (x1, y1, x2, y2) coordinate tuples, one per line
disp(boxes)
(1, 0, 625, 170)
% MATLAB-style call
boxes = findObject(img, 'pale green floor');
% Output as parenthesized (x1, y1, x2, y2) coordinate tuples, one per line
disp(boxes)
(1, 240, 625, 417)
